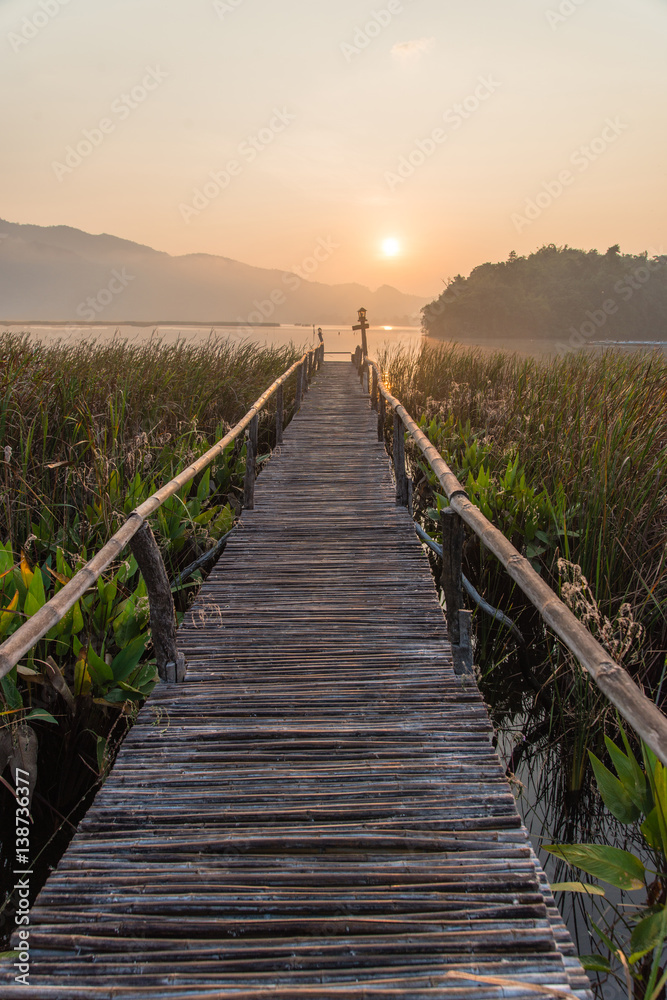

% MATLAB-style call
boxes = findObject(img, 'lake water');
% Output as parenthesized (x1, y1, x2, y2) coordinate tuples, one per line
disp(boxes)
(0, 321, 422, 357)
(2, 320, 665, 360)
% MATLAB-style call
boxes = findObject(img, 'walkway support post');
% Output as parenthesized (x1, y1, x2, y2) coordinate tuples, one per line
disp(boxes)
(303, 357, 310, 395)
(371, 367, 378, 411)
(440, 507, 464, 646)
(244, 414, 259, 510)
(295, 364, 303, 411)
(129, 522, 186, 684)
(378, 391, 386, 443)
(393, 413, 409, 507)
(276, 383, 284, 445)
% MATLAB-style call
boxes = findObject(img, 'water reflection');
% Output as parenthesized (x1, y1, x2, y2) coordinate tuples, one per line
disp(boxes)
(1, 321, 664, 362)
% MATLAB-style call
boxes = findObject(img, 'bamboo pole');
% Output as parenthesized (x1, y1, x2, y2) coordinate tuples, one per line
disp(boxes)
(294, 364, 303, 411)
(393, 413, 409, 508)
(440, 508, 464, 645)
(129, 523, 185, 683)
(276, 383, 284, 445)
(243, 414, 259, 511)
(0, 350, 313, 682)
(367, 360, 667, 766)
(371, 367, 378, 411)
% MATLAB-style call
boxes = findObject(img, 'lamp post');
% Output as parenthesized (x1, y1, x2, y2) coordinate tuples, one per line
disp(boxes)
(352, 307, 369, 357)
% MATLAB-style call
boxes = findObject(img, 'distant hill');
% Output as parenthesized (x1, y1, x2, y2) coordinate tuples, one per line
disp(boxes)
(0, 220, 426, 325)
(423, 244, 667, 348)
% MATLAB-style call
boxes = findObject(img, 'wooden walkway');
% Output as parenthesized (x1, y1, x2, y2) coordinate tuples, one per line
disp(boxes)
(2, 363, 592, 998)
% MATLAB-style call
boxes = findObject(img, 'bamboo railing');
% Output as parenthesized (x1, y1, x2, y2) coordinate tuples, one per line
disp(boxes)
(357, 352, 667, 767)
(0, 344, 324, 685)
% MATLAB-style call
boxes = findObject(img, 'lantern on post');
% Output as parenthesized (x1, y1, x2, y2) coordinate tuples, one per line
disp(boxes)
(352, 307, 369, 357)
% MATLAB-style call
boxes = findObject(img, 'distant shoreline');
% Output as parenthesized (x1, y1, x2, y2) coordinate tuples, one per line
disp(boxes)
(0, 320, 281, 328)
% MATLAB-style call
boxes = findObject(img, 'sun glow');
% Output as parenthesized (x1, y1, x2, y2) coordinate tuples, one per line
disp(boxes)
(382, 237, 400, 257)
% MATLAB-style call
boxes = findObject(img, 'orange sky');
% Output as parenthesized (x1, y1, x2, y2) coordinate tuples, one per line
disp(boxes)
(1, 0, 665, 298)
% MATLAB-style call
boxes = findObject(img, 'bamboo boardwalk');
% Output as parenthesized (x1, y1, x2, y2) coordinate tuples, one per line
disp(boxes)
(2, 362, 592, 998)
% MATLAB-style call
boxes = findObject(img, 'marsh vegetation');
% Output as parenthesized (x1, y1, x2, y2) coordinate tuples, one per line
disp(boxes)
(381, 341, 667, 997)
(0, 332, 301, 944)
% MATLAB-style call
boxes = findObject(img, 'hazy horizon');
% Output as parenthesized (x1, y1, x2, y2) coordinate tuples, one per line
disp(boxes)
(1, 0, 665, 300)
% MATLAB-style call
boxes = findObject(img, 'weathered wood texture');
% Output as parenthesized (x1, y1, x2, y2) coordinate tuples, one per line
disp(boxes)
(440, 508, 464, 645)
(129, 523, 185, 684)
(0, 364, 591, 999)
(368, 360, 667, 767)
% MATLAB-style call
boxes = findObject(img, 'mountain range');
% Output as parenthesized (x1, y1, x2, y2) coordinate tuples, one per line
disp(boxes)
(0, 220, 427, 325)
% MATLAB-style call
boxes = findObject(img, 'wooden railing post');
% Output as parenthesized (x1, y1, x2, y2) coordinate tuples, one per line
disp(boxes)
(378, 390, 386, 443)
(276, 383, 284, 445)
(371, 367, 378, 411)
(359, 357, 365, 387)
(129, 522, 186, 683)
(393, 413, 409, 507)
(243, 413, 259, 510)
(440, 507, 464, 645)
(456, 609, 474, 675)
(295, 363, 303, 410)
(302, 358, 309, 395)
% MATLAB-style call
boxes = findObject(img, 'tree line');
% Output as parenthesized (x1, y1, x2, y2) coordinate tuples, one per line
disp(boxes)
(422, 244, 667, 347)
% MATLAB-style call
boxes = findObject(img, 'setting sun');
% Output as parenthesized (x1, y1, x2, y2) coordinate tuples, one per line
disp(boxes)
(382, 237, 401, 257)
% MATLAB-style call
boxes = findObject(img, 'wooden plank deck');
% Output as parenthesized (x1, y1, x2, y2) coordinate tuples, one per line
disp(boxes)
(1, 362, 592, 998)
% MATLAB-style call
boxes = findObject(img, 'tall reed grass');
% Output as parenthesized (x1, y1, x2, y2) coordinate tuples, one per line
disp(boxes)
(382, 341, 666, 694)
(0, 331, 302, 946)
(0, 331, 301, 546)
(381, 342, 667, 997)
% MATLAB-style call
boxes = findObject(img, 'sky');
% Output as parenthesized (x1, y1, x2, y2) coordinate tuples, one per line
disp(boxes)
(1, 0, 665, 298)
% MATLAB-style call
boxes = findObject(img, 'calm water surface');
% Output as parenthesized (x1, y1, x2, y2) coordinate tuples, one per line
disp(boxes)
(2, 320, 664, 361)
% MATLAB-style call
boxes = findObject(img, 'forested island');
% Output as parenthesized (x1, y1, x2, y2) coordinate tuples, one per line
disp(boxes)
(422, 244, 667, 349)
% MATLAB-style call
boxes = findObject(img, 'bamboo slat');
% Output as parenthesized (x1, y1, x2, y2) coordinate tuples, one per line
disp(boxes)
(367, 359, 667, 767)
(0, 363, 591, 998)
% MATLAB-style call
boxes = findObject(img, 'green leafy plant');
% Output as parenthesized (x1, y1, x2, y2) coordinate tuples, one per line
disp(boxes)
(546, 732, 667, 998)
(0, 331, 305, 951)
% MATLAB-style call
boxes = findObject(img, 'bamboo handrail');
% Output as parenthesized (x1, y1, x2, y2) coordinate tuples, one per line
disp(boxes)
(365, 357, 667, 767)
(0, 347, 322, 682)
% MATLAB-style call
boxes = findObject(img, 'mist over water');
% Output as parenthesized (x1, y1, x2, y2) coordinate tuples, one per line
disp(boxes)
(2, 321, 665, 361)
